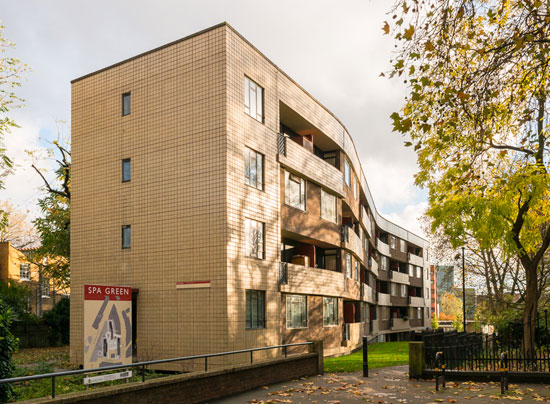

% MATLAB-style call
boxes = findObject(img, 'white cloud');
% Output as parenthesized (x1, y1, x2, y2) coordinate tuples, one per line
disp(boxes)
(382, 202, 429, 238)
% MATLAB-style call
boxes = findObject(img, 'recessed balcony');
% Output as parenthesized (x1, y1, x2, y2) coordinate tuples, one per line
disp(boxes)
(377, 239, 390, 256)
(389, 270, 410, 285)
(391, 318, 410, 331)
(409, 296, 424, 307)
(279, 262, 345, 296)
(378, 292, 391, 306)
(360, 206, 373, 239)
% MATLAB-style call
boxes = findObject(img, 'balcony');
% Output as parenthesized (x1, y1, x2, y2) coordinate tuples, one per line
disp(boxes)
(408, 252, 424, 267)
(369, 256, 379, 277)
(360, 206, 373, 239)
(362, 284, 375, 303)
(278, 134, 345, 197)
(409, 296, 424, 307)
(389, 270, 410, 285)
(410, 319, 424, 328)
(377, 239, 390, 256)
(378, 292, 391, 306)
(342, 226, 364, 260)
(279, 262, 345, 296)
(369, 319, 379, 335)
(391, 318, 410, 331)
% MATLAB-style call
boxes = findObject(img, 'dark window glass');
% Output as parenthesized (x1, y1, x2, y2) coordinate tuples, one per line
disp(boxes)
(122, 93, 131, 116)
(246, 290, 265, 329)
(244, 147, 264, 190)
(122, 159, 131, 182)
(122, 225, 131, 249)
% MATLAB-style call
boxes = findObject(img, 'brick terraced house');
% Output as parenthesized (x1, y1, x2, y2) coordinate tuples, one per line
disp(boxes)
(70, 22, 431, 367)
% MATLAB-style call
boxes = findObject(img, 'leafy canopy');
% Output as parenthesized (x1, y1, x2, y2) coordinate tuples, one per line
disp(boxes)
(387, 0, 550, 262)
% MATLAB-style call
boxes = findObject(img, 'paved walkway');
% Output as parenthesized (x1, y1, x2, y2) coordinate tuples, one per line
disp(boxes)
(212, 365, 550, 403)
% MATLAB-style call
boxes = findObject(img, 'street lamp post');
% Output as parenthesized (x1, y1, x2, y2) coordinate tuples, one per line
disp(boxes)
(462, 246, 466, 332)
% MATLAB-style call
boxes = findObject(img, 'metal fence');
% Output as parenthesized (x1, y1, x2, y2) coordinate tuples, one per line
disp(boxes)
(424, 319, 550, 372)
(0, 342, 312, 399)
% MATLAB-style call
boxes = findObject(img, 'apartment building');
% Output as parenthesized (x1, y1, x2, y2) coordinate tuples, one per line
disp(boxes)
(430, 265, 438, 318)
(70, 22, 431, 366)
(0, 242, 64, 316)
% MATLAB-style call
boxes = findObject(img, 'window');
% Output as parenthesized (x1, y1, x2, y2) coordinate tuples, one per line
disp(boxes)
(324, 249, 338, 271)
(361, 303, 369, 322)
(41, 278, 50, 298)
(409, 307, 416, 319)
(355, 260, 359, 281)
(416, 266, 422, 278)
(400, 239, 405, 252)
(408, 264, 414, 277)
(122, 225, 131, 249)
(122, 92, 131, 116)
(353, 176, 358, 200)
(380, 256, 387, 271)
(245, 218, 264, 259)
(390, 236, 396, 249)
(426, 288, 430, 299)
(344, 158, 351, 187)
(323, 297, 338, 326)
(418, 307, 423, 319)
(382, 306, 389, 320)
(244, 147, 264, 190)
(286, 294, 307, 328)
(321, 189, 336, 223)
(19, 263, 30, 280)
(425, 268, 429, 280)
(244, 76, 263, 122)
(401, 284, 407, 297)
(122, 159, 131, 182)
(285, 171, 306, 210)
(345, 253, 352, 278)
(390, 282, 397, 296)
(246, 290, 265, 329)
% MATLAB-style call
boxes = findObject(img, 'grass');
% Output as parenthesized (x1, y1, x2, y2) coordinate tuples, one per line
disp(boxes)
(324, 341, 409, 373)
(9, 346, 164, 402)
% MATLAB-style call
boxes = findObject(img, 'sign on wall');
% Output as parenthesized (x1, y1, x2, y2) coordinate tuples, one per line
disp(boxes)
(84, 285, 132, 369)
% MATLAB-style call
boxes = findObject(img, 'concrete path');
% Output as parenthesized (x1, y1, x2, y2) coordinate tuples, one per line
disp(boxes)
(211, 365, 550, 403)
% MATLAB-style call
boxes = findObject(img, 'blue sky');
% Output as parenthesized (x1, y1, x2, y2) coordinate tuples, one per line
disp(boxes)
(0, 0, 428, 236)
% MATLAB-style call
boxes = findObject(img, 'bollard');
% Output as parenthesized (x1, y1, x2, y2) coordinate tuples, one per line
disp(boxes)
(435, 351, 445, 391)
(500, 352, 509, 394)
(363, 336, 369, 377)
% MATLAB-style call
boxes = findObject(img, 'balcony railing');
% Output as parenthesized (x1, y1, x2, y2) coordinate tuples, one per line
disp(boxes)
(277, 133, 345, 197)
(407, 252, 424, 266)
(279, 262, 345, 296)
(378, 292, 391, 306)
(377, 239, 390, 256)
(409, 296, 424, 307)
(342, 226, 364, 259)
(391, 318, 410, 331)
(360, 206, 373, 239)
(390, 270, 410, 285)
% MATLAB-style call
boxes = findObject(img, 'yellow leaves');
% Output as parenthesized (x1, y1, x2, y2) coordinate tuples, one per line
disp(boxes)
(425, 41, 435, 52)
(382, 21, 390, 35)
(404, 25, 415, 40)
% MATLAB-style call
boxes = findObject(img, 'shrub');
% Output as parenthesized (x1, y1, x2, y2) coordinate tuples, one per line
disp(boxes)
(43, 297, 69, 346)
(0, 280, 33, 321)
(0, 301, 18, 403)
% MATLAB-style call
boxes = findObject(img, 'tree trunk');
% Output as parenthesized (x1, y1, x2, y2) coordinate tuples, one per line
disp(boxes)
(523, 262, 538, 365)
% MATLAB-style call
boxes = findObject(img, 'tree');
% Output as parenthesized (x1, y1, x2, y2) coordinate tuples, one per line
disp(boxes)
(0, 201, 38, 248)
(0, 279, 32, 321)
(386, 0, 550, 358)
(30, 134, 70, 289)
(0, 301, 17, 403)
(0, 24, 28, 193)
(440, 291, 463, 330)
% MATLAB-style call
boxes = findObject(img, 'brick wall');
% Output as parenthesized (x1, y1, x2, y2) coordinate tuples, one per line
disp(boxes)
(19, 353, 320, 404)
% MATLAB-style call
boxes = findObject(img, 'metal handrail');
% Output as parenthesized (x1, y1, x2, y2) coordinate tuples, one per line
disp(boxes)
(0, 342, 313, 398)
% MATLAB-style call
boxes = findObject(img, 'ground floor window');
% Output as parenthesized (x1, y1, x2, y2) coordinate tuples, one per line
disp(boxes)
(246, 290, 265, 329)
(323, 297, 338, 326)
(286, 294, 307, 328)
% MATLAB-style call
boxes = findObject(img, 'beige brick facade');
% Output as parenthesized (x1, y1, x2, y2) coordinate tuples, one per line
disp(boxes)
(70, 23, 430, 367)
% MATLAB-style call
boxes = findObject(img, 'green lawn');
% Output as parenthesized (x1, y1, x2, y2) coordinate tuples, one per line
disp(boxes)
(324, 341, 409, 373)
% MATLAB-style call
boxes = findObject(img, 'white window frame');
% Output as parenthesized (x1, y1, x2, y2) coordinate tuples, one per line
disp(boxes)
(408, 264, 414, 277)
(323, 297, 338, 326)
(285, 170, 306, 211)
(321, 189, 337, 223)
(390, 236, 396, 249)
(401, 284, 407, 297)
(344, 158, 351, 187)
(244, 76, 264, 123)
(244, 147, 264, 190)
(286, 294, 308, 328)
(400, 239, 405, 253)
(345, 252, 352, 278)
(245, 218, 265, 259)
(390, 282, 397, 296)
(19, 263, 30, 281)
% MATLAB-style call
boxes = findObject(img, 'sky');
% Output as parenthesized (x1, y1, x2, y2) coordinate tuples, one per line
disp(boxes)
(0, 0, 428, 237)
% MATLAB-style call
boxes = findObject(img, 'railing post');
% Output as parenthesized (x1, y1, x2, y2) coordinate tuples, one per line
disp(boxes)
(363, 336, 369, 377)
(205, 357, 208, 372)
(435, 351, 445, 391)
(283, 345, 287, 358)
(141, 364, 145, 382)
(51, 375, 55, 398)
(250, 351, 253, 364)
